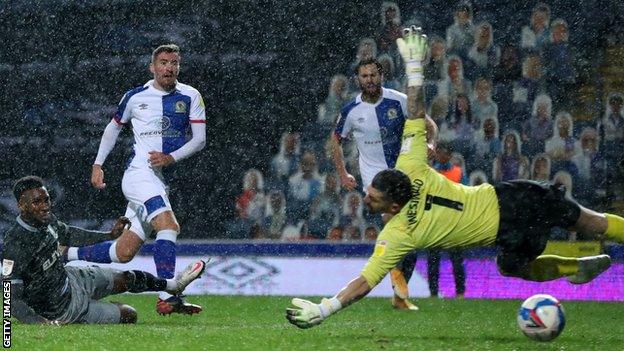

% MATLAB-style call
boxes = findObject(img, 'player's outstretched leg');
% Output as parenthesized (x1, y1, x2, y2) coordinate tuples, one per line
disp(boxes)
(518, 254, 611, 283)
(602, 213, 624, 242)
(116, 259, 205, 293)
(517, 206, 622, 283)
(65, 230, 144, 264)
(573, 207, 624, 243)
(157, 259, 208, 316)
(165, 259, 208, 295)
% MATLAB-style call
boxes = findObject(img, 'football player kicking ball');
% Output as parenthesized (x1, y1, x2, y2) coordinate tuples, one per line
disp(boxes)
(78, 44, 206, 315)
(2, 176, 206, 324)
(285, 27, 624, 329)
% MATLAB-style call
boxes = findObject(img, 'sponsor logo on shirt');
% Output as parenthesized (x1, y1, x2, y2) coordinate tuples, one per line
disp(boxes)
(400, 136, 413, 154)
(42, 251, 61, 271)
(47, 225, 58, 239)
(139, 103, 149, 110)
(175, 101, 187, 113)
(157, 116, 171, 130)
(357, 117, 365, 123)
(2, 260, 14, 276)
(380, 127, 387, 139)
(373, 241, 387, 257)
(407, 179, 424, 226)
(139, 116, 181, 138)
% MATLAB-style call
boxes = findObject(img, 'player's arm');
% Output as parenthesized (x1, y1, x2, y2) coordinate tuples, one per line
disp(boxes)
(3, 247, 60, 325)
(57, 217, 130, 246)
(93, 89, 137, 188)
(285, 247, 410, 329)
(394, 27, 430, 171)
(150, 92, 207, 167)
(426, 116, 439, 159)
(150, 122, 206, 167)
(330, 133, 357, 191)
(92, 119, 124, 189)
(398, 26, 428, 121)
(8, 280, 58, 325)
(286, 226, 413, 329)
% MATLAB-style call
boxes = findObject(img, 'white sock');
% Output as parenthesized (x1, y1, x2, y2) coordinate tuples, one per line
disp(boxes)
(109, 241, 120, 263)
(165, 279, 177, 292)
(159, 291, 173, 300)
(67, 247, 79, 261)
(155, 229, 178, 242)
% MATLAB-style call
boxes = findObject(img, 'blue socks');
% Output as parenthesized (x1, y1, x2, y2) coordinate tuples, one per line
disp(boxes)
(154, 230, 178, 299)
(154, 239, 176, 279)
(77, 241, 114, 263)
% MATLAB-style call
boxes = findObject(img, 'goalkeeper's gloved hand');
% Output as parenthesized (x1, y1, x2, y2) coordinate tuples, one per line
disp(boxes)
(285, 297, 342, 329)
(396, 26, 428, 87)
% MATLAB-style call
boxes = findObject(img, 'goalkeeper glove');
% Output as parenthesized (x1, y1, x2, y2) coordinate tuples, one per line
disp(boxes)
(396, 26, 428, 87)
(285, 297, 342, 329)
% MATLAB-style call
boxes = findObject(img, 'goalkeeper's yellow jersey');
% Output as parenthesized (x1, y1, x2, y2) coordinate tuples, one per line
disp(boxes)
(361, 119, 500, 287)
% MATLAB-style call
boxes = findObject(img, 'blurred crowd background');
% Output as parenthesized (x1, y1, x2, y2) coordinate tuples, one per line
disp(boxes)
(1, 0, 623, 242)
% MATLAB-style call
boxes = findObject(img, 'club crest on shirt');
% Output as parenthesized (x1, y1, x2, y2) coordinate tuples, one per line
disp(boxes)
(386, 108, 398, 120)
(2, 259, 14, 276)
(175, 101, 187, 113)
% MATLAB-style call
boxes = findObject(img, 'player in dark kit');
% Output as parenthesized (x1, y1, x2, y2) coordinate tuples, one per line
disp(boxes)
(1, 176, 206, 324)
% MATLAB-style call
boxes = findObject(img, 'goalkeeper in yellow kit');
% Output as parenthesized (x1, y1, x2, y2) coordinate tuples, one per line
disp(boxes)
(286, 26, 624, 329)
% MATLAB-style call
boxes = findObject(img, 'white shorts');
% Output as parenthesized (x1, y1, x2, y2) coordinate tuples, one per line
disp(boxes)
(121, 166, 172, 240)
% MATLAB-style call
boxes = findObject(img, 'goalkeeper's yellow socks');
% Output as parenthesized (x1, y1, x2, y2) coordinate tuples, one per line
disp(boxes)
(604, 213, 624, 242)
(524, 255, 579, 282)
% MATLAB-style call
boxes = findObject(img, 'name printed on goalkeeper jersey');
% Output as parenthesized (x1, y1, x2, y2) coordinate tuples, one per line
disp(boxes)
(407, 178, 424, 226)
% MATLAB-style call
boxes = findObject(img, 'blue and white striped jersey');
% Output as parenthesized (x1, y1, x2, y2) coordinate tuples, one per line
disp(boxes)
(334, 88, 408, 190)
(114, 80, 206, 169)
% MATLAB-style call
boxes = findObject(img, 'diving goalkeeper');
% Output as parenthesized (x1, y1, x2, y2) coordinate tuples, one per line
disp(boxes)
(285, 26, 624, 329)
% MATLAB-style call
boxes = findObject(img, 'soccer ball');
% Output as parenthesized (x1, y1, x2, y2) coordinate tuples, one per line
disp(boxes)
(517, 294, 566, 342)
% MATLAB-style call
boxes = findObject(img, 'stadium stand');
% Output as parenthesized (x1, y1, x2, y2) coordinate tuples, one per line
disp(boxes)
(0, 0, 622, 243)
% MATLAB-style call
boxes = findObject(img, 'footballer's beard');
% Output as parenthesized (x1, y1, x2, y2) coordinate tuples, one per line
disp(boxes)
(362, 84, 382, 102)
(365, 203, 381, 214)
(159, 74, 178, 92)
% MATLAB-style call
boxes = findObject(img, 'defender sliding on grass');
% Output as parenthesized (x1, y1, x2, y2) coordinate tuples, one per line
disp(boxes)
(2, 176, 206, 324)
(286, 27, 624, 329)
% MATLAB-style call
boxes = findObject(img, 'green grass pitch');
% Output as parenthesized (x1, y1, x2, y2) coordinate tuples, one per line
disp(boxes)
(10, 295, 624, 350)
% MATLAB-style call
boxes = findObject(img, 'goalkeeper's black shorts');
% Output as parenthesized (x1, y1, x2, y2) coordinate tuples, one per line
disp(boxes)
(493, 179, 581, 274)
